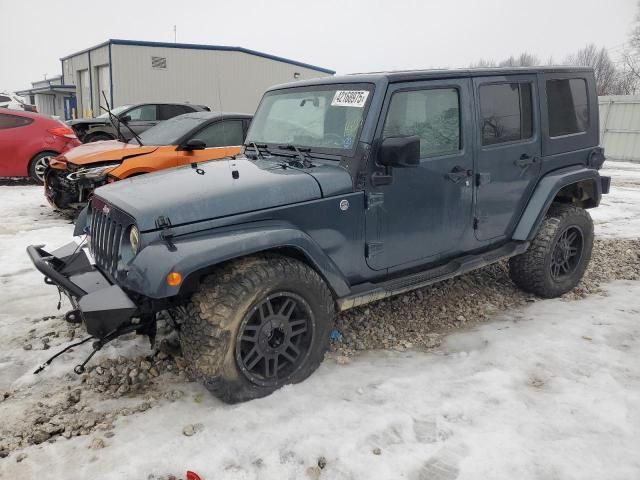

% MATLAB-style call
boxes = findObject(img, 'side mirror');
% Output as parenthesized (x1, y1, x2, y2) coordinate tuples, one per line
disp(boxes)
(378, 136, 420, 168)
(180, 139, 207, 151)
(118, 114, 131, 124)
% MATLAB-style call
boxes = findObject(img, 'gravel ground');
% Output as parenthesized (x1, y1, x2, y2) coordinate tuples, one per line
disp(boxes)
(332, 238, 640, 356)
(2, 237, 637, 458)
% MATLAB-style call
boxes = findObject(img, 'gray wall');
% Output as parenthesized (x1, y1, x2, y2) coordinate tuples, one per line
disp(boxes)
(110, 44, 331, 113)
(599, 95, 640, 163)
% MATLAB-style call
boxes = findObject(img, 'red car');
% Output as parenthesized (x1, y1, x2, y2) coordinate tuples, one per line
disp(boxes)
(0, 109, 81, 183)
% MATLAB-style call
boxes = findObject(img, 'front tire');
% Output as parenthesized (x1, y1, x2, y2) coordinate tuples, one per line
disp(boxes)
(509, 204, 594, 298)
(177, 255, 335, 403)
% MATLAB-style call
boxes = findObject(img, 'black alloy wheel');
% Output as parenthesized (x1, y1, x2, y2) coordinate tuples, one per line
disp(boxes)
(550, 226, 584, 281)
(236, 292, 315, 387)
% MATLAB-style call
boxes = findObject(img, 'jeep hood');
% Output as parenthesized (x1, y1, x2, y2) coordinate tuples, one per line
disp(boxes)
(94, 157, 353, 231)
(61, 140, 159, 166)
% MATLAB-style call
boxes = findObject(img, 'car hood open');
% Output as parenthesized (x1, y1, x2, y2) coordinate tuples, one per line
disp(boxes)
(61, 141, 160, 166)
(94, 156, 353, 231)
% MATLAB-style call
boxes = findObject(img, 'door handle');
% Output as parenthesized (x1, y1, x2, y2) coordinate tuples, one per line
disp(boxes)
(446, 166, 470, 184)
(515, 154, 537, 168)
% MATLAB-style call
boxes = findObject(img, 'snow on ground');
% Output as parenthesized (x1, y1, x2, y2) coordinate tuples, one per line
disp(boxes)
(592, 161, 640, 238)
(1, 161, 639, 479)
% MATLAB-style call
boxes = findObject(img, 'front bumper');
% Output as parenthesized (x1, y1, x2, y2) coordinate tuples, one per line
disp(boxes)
(27, 242, 137, 338)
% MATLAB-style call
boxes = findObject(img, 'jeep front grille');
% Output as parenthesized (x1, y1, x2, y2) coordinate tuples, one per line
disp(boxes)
(88, 198, 132, 276)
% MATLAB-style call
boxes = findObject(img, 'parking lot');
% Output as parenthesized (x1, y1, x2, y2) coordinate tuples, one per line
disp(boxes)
(1, 161, 639, 479)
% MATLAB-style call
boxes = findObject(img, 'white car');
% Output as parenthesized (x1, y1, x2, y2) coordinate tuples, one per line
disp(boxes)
(0, 92, 37, 112)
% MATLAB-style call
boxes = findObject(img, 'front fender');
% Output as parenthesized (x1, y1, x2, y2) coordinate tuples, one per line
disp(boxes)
(512, 166, 602, 241)
(123, 220, 351, 299)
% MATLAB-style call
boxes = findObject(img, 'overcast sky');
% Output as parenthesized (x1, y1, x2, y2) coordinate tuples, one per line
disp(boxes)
(0, 0, 636, 91)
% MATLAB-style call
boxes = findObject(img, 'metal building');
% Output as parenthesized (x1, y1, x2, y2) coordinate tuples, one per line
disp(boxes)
(599, 95, 640, 163)
(45, 39, 335, 119)
(16, 75, 76, 119)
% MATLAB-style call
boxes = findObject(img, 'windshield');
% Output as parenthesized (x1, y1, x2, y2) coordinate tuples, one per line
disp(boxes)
(246, 85, 372, 152)
(131, 114, 205, 146)
(97, 105, 132, 119)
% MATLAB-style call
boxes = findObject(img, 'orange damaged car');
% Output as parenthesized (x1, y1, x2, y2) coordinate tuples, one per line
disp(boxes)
(45, 112, 251, 209)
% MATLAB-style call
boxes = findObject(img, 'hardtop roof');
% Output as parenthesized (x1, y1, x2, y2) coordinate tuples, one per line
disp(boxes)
(267, 66, 594, 91)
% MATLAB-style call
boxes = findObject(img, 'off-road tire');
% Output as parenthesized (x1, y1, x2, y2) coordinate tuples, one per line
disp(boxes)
(509, 203, 594, 298)
(177, 254, 336, 403)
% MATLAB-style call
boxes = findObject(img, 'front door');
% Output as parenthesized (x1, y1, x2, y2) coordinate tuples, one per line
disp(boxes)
(473, 75, 541, 241)
(365, 78, 474, 271)
(123, 104, 159, 139)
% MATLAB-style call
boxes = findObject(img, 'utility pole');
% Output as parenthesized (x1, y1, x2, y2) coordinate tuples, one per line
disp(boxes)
(173, 25, 177, 43)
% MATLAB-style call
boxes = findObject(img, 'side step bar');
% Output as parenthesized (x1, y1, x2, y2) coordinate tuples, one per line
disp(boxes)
(337, 241, 529, 311)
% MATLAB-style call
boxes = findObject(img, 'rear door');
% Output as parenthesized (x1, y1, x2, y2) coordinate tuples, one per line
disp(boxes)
(123, 104, 159, 138)
(473, 75, 541, 242)
(158, 104, 194, 121)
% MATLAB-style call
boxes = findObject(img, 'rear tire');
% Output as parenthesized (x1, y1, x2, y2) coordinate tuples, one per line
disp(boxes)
(86, 133, 114, 142)
(28, 151, 58, 184)
(509, 204, 594, 298)
(177, 254, 335, 403)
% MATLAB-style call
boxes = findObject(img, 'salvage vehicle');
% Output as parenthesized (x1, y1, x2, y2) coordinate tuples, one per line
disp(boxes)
(45, 112, 252, 209)
(0, 109, 80, 182)
(28, 67, 609, 403)
(0, 91, 37, 112)
(68, 102, 209, 143)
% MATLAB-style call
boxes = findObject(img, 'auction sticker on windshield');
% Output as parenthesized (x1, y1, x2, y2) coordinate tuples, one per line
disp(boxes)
(331, 90, 369, 108)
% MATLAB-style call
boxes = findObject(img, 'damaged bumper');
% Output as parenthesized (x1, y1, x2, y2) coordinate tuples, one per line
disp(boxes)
(27, 242, 137, 338)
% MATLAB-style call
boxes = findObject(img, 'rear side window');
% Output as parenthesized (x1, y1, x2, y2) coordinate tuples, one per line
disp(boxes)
(192, 120, 244, 147)
(383, 88, 461, 157)
(546, 78, 589, 137)
(0, 113, 33, 129)
(0, 95, 11, 103)
(158, 104, 194, 120)
(479, 83, 533, 146)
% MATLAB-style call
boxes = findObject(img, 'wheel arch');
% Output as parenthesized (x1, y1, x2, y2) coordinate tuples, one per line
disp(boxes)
(124, 222, 351, 301)
(513, 166, 603, 241)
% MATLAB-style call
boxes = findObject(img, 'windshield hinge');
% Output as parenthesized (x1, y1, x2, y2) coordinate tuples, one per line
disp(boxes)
(155, 215, 176, 251)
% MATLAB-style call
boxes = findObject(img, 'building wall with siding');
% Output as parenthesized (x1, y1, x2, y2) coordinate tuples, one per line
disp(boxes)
(110, 44, 331, 113)
(599, 95, 640, 163)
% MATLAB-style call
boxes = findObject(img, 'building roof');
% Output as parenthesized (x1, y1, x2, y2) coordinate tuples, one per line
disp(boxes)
(16, 84, 76, 96)
(60, 39, 335, 75)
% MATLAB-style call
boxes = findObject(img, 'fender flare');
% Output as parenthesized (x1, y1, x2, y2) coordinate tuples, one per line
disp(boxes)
(512, 166, 602, 241)
(124, 220, 352, 299)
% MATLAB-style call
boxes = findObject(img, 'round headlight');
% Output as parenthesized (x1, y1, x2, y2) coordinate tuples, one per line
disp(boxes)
(129, 225, 140, 254)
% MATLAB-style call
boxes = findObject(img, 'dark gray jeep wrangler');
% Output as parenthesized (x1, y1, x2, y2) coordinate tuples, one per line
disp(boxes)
(28, 67, 610, 403)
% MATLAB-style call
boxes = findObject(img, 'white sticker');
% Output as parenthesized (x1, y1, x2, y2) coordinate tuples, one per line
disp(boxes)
(331, 90, 369, 108)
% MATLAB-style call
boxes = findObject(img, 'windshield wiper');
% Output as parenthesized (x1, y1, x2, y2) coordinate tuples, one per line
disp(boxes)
(277, 144, 313, 168)
(100, 92, 144, 146)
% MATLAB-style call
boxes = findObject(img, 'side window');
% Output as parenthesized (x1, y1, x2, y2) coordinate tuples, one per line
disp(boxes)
(192, 120, 245, 147)
(383, 88, 461, 157)
(158, 104, 192, 120)
(546, 78, 589, 137)
(126, 105, 157, 121)
(0, 95, 12, 103)
(479, 83, 533, 146)
(0, 113, 33, 129)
